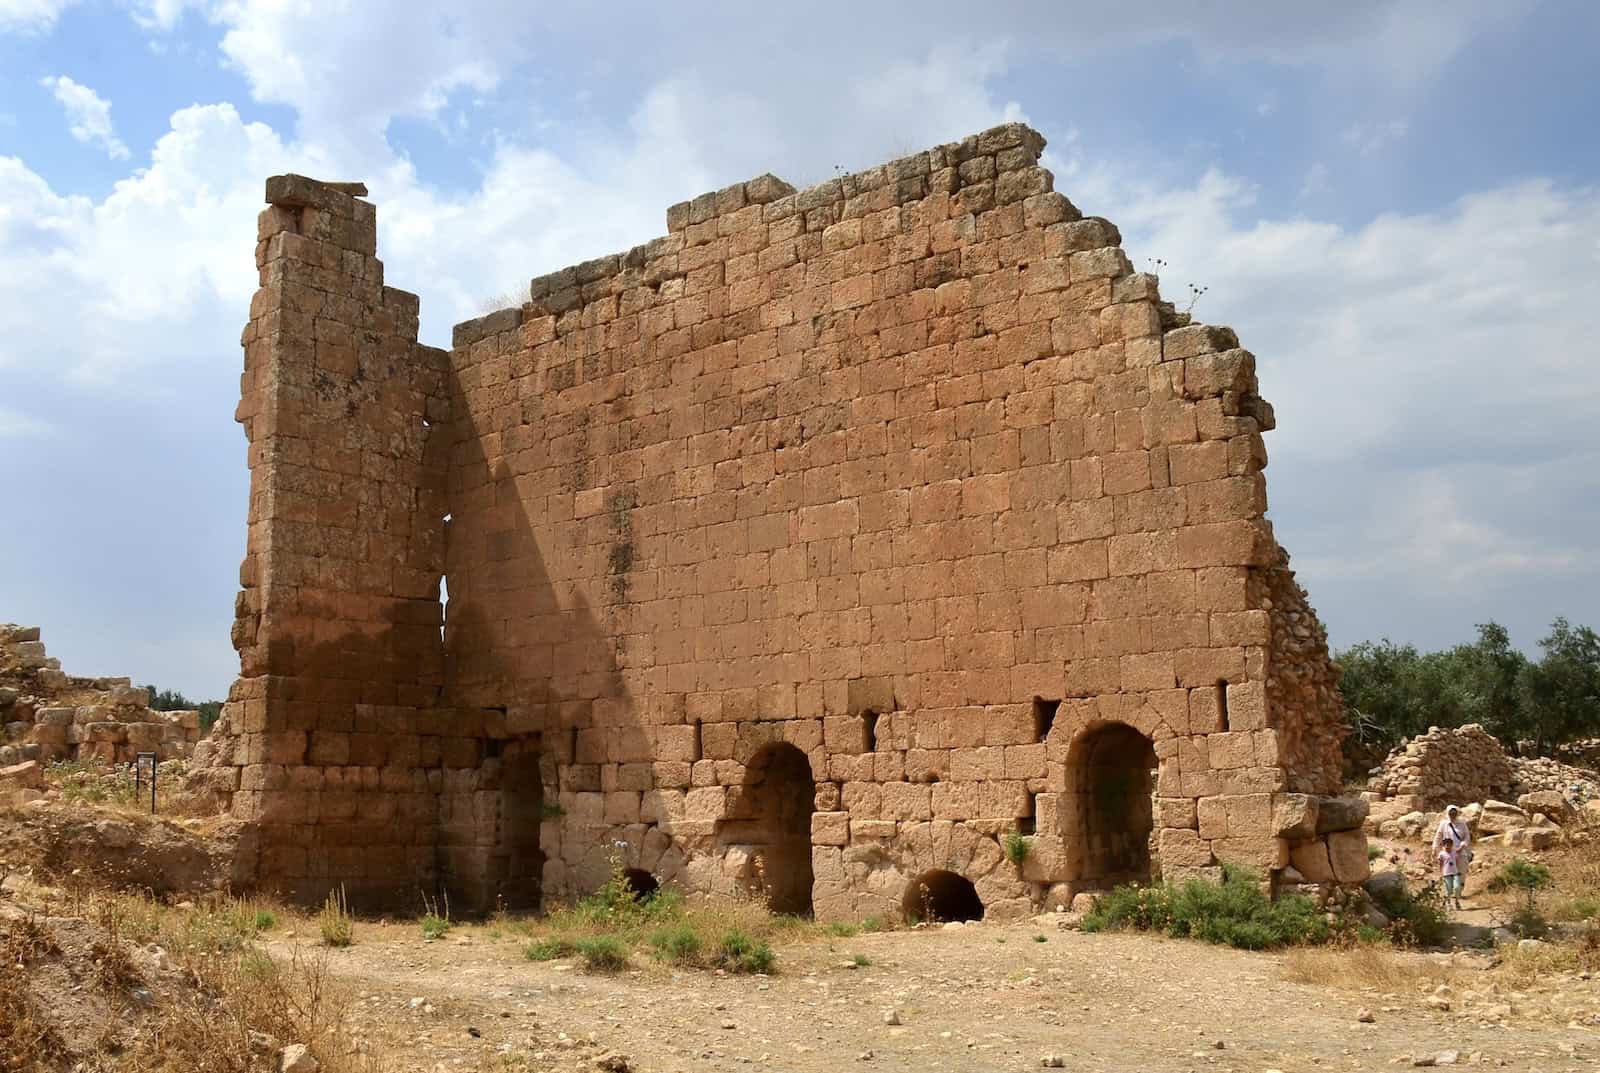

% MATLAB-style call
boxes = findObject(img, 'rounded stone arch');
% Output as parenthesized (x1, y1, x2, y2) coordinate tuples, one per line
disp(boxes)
(902, 869, 984, 922)
(716, 742, 816, 915)
(1062, 721, 1161, 889)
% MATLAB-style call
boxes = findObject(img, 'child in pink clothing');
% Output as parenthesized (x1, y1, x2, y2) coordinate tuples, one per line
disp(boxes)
(1438, 837, 1463, 909)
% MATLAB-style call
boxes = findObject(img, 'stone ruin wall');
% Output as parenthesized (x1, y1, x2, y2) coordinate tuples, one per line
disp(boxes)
(1368, 724, 1600, 811)
(193, 123, 1359, 918)
(1, 623, 204, 774)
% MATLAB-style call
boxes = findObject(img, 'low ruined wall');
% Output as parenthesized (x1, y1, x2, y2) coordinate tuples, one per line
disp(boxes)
(1, 624, 203, 768)
(1368, 724, 1515, 810)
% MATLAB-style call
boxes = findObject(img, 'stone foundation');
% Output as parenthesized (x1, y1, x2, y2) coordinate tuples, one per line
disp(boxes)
(192, 123, 1356, 917)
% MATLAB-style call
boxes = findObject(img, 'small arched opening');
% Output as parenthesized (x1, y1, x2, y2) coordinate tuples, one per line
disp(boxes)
(1067, 722, 1159, 888)
(718, 743, 815, 915)
(622, 868, 660, 901)
(902, 870, 985, 923)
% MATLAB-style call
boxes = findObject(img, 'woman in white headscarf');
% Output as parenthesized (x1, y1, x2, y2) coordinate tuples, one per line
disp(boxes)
(1431, 805, 1472, 897)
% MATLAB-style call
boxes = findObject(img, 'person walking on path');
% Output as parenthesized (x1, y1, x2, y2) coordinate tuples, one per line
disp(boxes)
(1432, 805, 1473, 899)
(1438, 836, 1464, 910)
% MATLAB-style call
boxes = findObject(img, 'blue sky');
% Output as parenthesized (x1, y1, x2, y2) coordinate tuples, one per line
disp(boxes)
(2, 1, 1597, 698)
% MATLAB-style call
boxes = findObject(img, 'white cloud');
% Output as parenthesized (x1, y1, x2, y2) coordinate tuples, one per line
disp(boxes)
(0, 0, 76, 33)
(0, 2, 1592, 691)
(1342, 118, 1409, 156)
(40, 75, 131, 159)
(0, 405, 53, 438)
(0, 104, 307, 380)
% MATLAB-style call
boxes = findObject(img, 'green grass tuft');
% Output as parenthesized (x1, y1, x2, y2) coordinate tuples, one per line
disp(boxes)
(716, 930, 774, 974)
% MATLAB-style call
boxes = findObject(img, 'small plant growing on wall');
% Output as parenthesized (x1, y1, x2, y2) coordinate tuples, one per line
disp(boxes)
(1003, 830, 1032, 867)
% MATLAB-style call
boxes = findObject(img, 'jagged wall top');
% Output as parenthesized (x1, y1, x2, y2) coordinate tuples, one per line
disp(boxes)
(451, 123, 1058, 350)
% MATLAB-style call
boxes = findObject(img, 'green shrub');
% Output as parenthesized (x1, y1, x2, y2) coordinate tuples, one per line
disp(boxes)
(859, 916, 886, 933)
(253, 909, 277, 932)
(1486, 858, 1553, 896)
(574, 935, 627, 972)
(523, 938, 573, 962)
(851, 953, 871, 966)
(1082, 865, 1328, 951)
(1487, 858, 1554, 937)
(1554, 894, 1600, 922)
(1003, 831, 1031, 866)
(716, 930, 774, 974)
(1509, 903, 1549, 939)
(648, 924, 703, 965)
(420, 913, 450, 941)
(822, 922, 859, 938)
(1369, 881, 1450, 947)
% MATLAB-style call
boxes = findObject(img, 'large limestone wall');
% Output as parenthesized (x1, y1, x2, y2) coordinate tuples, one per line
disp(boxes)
(199, 123, 1351, 917)
(437, 122, 1349, 917)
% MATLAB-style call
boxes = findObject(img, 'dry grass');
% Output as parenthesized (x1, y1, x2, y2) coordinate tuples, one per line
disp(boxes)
(0, 965, 68, 1070)
(0, 884, 383, 1073)
(1281, 943, 1460, 993)
(1491, 927, 1600, 991)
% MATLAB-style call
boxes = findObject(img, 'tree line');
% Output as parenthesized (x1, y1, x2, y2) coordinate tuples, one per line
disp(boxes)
(142, 685, 223, 732)
(1336, 618, 1600, 773)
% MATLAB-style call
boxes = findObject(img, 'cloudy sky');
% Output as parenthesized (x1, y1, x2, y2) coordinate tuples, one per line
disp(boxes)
(2, 1, 1597, 699)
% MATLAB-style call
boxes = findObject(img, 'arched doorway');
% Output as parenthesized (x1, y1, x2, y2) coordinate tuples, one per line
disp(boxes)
(718, 743, 815, 915)
(1068, 723, 1158, 887)
(902, 870, 984, 923)
(495, 739, 546, 910)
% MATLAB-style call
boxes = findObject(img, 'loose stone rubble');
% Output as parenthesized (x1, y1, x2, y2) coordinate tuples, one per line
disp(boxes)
(189, 123, 1361, 918)
(0, 623, 203, 804)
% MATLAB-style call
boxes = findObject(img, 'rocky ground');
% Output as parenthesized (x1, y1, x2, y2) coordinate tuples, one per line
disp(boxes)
(267, 913, 1598, 1073)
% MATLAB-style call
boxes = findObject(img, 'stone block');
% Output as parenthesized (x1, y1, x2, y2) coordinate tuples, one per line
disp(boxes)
(1273, 793, 1319, 839)
(1288, 838, 1335, 884)
(812, 810, 850, 846)
(1326, 829, 1371, 884)
(1157, 828, 1214, 868)
(1313, 795, 1369, 834)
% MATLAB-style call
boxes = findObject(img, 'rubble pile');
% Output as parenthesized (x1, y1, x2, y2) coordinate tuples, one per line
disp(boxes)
(0, 623, 203, 801)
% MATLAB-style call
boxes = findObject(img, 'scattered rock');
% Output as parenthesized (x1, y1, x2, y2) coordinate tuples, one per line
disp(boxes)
(1041, 1056, 1065, 1068)
(279, 1043, 320, 1073)
(1357, 1008, 1375, 1023)
(882, 1008, 901, 1026)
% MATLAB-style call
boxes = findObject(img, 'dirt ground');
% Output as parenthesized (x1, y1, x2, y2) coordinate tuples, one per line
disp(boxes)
(281, 916, 1597, 1073)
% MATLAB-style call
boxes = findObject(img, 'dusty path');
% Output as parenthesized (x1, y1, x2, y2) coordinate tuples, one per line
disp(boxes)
(276, 918, 1598, 1073)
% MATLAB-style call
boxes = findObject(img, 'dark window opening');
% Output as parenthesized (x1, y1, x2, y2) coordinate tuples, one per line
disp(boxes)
(693, 719, 704, 762)
(863, 710, 879, 752)
(1033, 697, 1060, 743)
(1217, 679, 1230, 731)
(622, 869, 660, 901)
(1018, 791, 1038, 835)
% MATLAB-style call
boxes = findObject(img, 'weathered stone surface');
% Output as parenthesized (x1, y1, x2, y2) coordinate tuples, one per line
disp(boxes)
(1516, 790, 1572, 824)
(1314, 795, 1369, 834)
(1326, 829, 1371, 884)
(1477, 800, 1530, 835)
(1288, 839, 1335, 884)
(184, 125, 1350, 919)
